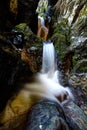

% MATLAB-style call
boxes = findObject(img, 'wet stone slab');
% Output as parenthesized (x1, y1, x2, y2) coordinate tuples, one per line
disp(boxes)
(63, 101, 87, 130)
(25, 100, 70, 130)
(25, 100, 87, 130)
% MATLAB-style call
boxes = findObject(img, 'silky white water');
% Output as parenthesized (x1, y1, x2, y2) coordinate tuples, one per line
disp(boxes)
(38, 41, 73, 102)
(41, 41, 59, 83)
(25, 41, 73, 103)
(42, 41, 55, 73)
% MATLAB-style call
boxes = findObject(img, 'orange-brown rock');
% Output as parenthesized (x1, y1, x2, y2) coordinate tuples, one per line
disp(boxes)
(21, 48, 42, 73)
(37, 17, 49, 41)
(38, 18, 42, 30)
(21, 49, 37, 73)
(37, 25, 48, 41)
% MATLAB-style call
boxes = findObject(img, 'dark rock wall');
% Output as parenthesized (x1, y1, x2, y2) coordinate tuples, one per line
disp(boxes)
(0, 37, 33, 112)
(48, 0, 57, 6)
(0, 0, 12, 31)
(17, 0, 39, 34)
(0, 0, 39, 34)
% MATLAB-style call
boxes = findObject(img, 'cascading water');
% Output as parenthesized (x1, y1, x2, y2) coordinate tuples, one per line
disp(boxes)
(25, 41, 73, 103)
(42, 41, 55, 73)
(38, 41, 73, 102)
(41, 41, 59, 83)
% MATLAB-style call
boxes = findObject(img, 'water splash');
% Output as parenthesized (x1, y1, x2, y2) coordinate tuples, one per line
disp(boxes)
(38, 41, 73, 102)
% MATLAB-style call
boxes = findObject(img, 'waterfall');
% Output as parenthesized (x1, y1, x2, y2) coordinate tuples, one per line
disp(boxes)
(24, 41, 73, 104)
(41, 41, 58, 82)
(41, 41, 73, 100)
(42, 41, 56, 73)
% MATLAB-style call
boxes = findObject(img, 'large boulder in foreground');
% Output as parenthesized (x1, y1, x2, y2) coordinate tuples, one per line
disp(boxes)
(25, 100, 87, 130)
(25, 100, 69, 130)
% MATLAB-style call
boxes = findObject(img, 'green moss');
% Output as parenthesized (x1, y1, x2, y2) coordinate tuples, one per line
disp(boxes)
(73, 56, 78, 66)
(76, 66, 87, 73)
(51, 19, 71, 61)
(13, 23, 42, 49)
(14, 23, 35, 41)
(51, 33, 69, 60)
(80, 66, 87, 72)
(36, 0, 48, 17)
(74, 60, 87, 73)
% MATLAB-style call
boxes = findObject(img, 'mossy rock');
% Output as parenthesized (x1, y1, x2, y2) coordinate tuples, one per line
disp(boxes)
(72, 39, 87, 73)
(74, 59, 87, 73)
(51, 19, 71, 61)
(13, 23, 42, 49)
(51, 33, 68, 60)
(53, 19, 70, 36)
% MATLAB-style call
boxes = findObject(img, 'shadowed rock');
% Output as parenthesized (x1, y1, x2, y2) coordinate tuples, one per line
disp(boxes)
(25, 100, 70, 130)
(0, 36, 33, 112)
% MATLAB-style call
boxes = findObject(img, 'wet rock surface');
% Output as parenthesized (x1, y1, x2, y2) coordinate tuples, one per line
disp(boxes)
(69, 73, 87, 114)
(25, 100, 70, 130)
(70, 39, 87, 73)
(69, 73, 87, 93)
(63, 100, 87, 130)
(25, 99, 87, 130)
